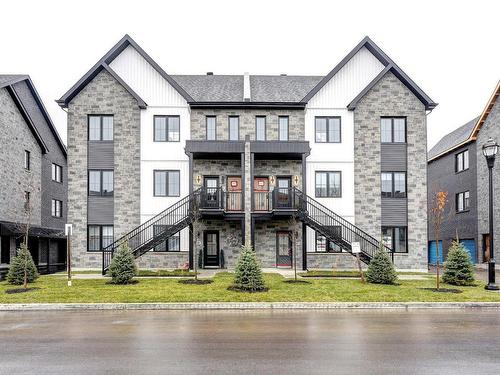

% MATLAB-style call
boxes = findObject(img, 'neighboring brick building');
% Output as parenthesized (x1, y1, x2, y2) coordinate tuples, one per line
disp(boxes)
(428, 81, 500, 265)
(0, 75, 67, 276)
(58, 34, 436, 272)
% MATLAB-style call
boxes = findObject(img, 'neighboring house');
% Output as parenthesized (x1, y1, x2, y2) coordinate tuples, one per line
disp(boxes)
(57, 34, 436, 272)
(0, 75, 67, 276)
(428, 81, 500, 264)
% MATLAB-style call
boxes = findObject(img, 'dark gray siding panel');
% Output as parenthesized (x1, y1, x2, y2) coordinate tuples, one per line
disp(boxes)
(381, 198, 408, 226)
(87, 197, 114, 224)
(88, 142, 114, 168)
(381, 144, 407, 171)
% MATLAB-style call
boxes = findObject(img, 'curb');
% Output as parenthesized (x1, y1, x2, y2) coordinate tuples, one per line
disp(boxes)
(1, 302, 500, 311)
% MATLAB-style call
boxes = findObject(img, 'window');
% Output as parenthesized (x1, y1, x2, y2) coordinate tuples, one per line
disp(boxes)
(154, 116, 180, 142)
(88, 115, 113, 141)
(315, 171, 341, 198)
(88, 225, 114, 252)
(51, 199, 63, 218)
(24, 150, 30, 170)
(88, 170, 114, 196)
(153, 226, 181, 252)
(382, 227, 407, 253)
(278, 116, 289, 141)
(315, 232, 342, 253)
(229, 116, 239, 141)
(381, 118, 406, 143)
(255, 116, 266, 141)
(456, 191, 470, 212)
(206, 116, 217, 140)
(154, 170, 180, 197)
(315, 117, 341, 143)
(455, 150, 469, 172)
(381, 172, 406, 198)
(52, 163, 62, 183)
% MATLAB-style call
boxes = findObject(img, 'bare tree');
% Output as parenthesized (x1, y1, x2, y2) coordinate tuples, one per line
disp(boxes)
(188, 195, 205, 281)
(430, 190, 448, 290)
(288, 215, 300, 281)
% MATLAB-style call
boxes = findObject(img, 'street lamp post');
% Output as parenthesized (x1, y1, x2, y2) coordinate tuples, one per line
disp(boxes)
(482, 137, 499, 291)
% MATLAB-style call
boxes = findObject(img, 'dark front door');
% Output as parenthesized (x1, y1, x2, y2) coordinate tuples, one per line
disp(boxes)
(276, 231, 292, 268)
(1, 236, 10, 264)
(203, 177, 219, 208)
(275, 177, 292, 209)
(204, 231, 220, 267)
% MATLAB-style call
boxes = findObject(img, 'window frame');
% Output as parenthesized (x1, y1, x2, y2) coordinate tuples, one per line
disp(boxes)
(51, 163, 63, 183)
(228, 116, 240, 141)
(314, 231, 342, 253)
(24, 150, 30, 170)
(87, 225, 114, 252)
(88, 170, 114, 197)
(380, 117, 407, 144)
(315, 171, 342, 198)
(153, 115, 180, 142)
(455, 150, 469, 173)
(153, 170, 181, 197)
(314, 116, 341, 143)
(381, 172, 407, 198)
(456, 191, 470, 212)
(381, 226, 408, 253)
(206, 116, 217, 141)
(51, 199, 63, 218)
(255, 116, 267, 141)
(278, 116, 289, 141)
(152, 226, 181, 252)
(88, 115, 114, 141)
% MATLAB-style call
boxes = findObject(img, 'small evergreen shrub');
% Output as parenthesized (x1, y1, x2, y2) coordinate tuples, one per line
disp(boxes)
(232, 245, 266, 292)
(109, 242, 137, 284)
(6, 243, 39, 286)
(443, 241, 475, 286)
(365, 244, 398, 285)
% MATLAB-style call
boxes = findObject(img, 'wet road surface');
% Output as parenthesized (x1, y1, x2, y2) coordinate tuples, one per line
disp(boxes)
(0, 309, 499, 374)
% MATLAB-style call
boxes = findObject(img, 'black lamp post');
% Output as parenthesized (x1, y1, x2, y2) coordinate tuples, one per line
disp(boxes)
(482, 137, 499, 291)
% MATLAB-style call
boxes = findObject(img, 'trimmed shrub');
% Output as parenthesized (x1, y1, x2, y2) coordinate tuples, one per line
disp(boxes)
(233, 245, 266, 292)
(109, 242, 137, 284)
(443, 241, 475, 286)
(365, 244, 398, 285)
(6, 243, 39, 286)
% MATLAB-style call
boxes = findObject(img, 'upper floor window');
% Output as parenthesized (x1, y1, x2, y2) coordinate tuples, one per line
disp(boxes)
(315, 117, 341, 143)
(154, 115, 180, 142)
(52, 163, 62, 183)
(456, 191, 470, 212)
(381, 172, 406, 198)
(315, 171, 341, 198)
(24, 150, 30, 170)
(381, 118, 406, 143)
(455, 150, 469, 172)
(154, 170, 180, 197)
(89, 170, 114, 196)
(255, 116, 266, 141)
(382, 226, 407, 253)
(206, 116, 217, 140)
(229, 116, 239, 141)
(88, 225, 114, 252)
(51, 199, 63, 218)
(88, 115, 113, 141)
(278, 116, 289, 141)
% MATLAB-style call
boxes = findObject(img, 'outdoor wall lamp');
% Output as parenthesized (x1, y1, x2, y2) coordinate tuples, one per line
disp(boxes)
(482, 137, 499, 291)
(269, 175, 275, 186)
(196, 174, 202, 185)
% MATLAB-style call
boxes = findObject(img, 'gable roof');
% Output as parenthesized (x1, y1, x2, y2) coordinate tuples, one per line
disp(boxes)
(470, 80, 500, 140)
(1, 74, 67, 156)
(302, 36, 437, 110)
(57, 34, 193, 108)
(428, 117, 479, 160)
(171, 75, 243, 102)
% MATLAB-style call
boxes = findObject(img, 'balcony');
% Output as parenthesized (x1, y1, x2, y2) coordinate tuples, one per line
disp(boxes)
(199, 187, 243, 213)
(253, 188, 298, 213)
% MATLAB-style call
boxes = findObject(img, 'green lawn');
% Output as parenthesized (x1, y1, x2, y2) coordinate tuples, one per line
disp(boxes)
(1, 273, 499, 303)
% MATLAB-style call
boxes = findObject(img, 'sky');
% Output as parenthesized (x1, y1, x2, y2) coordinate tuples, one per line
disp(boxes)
(1, 0, 499, 149)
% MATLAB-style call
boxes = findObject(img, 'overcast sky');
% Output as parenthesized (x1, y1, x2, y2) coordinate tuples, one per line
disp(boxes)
(1, 0, 499, 149)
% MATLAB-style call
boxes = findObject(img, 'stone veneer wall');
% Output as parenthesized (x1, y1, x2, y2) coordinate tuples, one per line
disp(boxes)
(67, 70, 141, 268)
(190, 109, 304, 141)
(192, 159, 242, 189)
(253, 160, 303, 190)
(477, 95, 500, 259)
(353, 71, 428, 270)
(0, 87, 42, 226)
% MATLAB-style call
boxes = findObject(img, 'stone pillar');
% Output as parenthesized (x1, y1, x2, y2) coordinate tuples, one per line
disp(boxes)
(244, 137, 252, 246)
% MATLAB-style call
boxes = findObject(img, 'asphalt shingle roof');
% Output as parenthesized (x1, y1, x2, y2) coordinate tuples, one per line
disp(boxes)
(171, 75, 243, 102)
(428, 117, 479, 160)
(250, 75, 322, 102)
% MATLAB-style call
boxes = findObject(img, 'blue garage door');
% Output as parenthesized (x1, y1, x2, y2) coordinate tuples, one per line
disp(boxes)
(428, 241, 444, 265)
(459, 239, 477, 264)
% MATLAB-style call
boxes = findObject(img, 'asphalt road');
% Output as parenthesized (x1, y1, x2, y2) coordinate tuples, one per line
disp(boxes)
(1, 309, 499, 375)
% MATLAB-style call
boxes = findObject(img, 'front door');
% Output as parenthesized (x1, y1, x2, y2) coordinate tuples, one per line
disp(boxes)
(254, 177, 269, 211)
(275, 177, 292, 209)
(276, 231, 292, 268)
(204, 231, 220, 267)
(203, 177, 219, 208)
(227, 176, 242, 211)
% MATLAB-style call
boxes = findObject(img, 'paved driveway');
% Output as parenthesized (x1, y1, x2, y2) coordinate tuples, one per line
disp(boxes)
(0, 309, 498, 375)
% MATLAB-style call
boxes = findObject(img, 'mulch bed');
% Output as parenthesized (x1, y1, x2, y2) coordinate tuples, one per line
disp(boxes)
(105, 280, 139, 285)
(5, 287, 41, 294)
(178, 279, 213, 285)
(283, 279, 311, 284)
(419, 287, 463, 294)
(227, 286, 269, 293)
(300, 275, 360, 278)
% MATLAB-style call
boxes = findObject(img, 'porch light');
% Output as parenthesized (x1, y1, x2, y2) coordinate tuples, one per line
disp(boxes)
(269, 175, 275, 186)
(196, 174, 202, 185)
